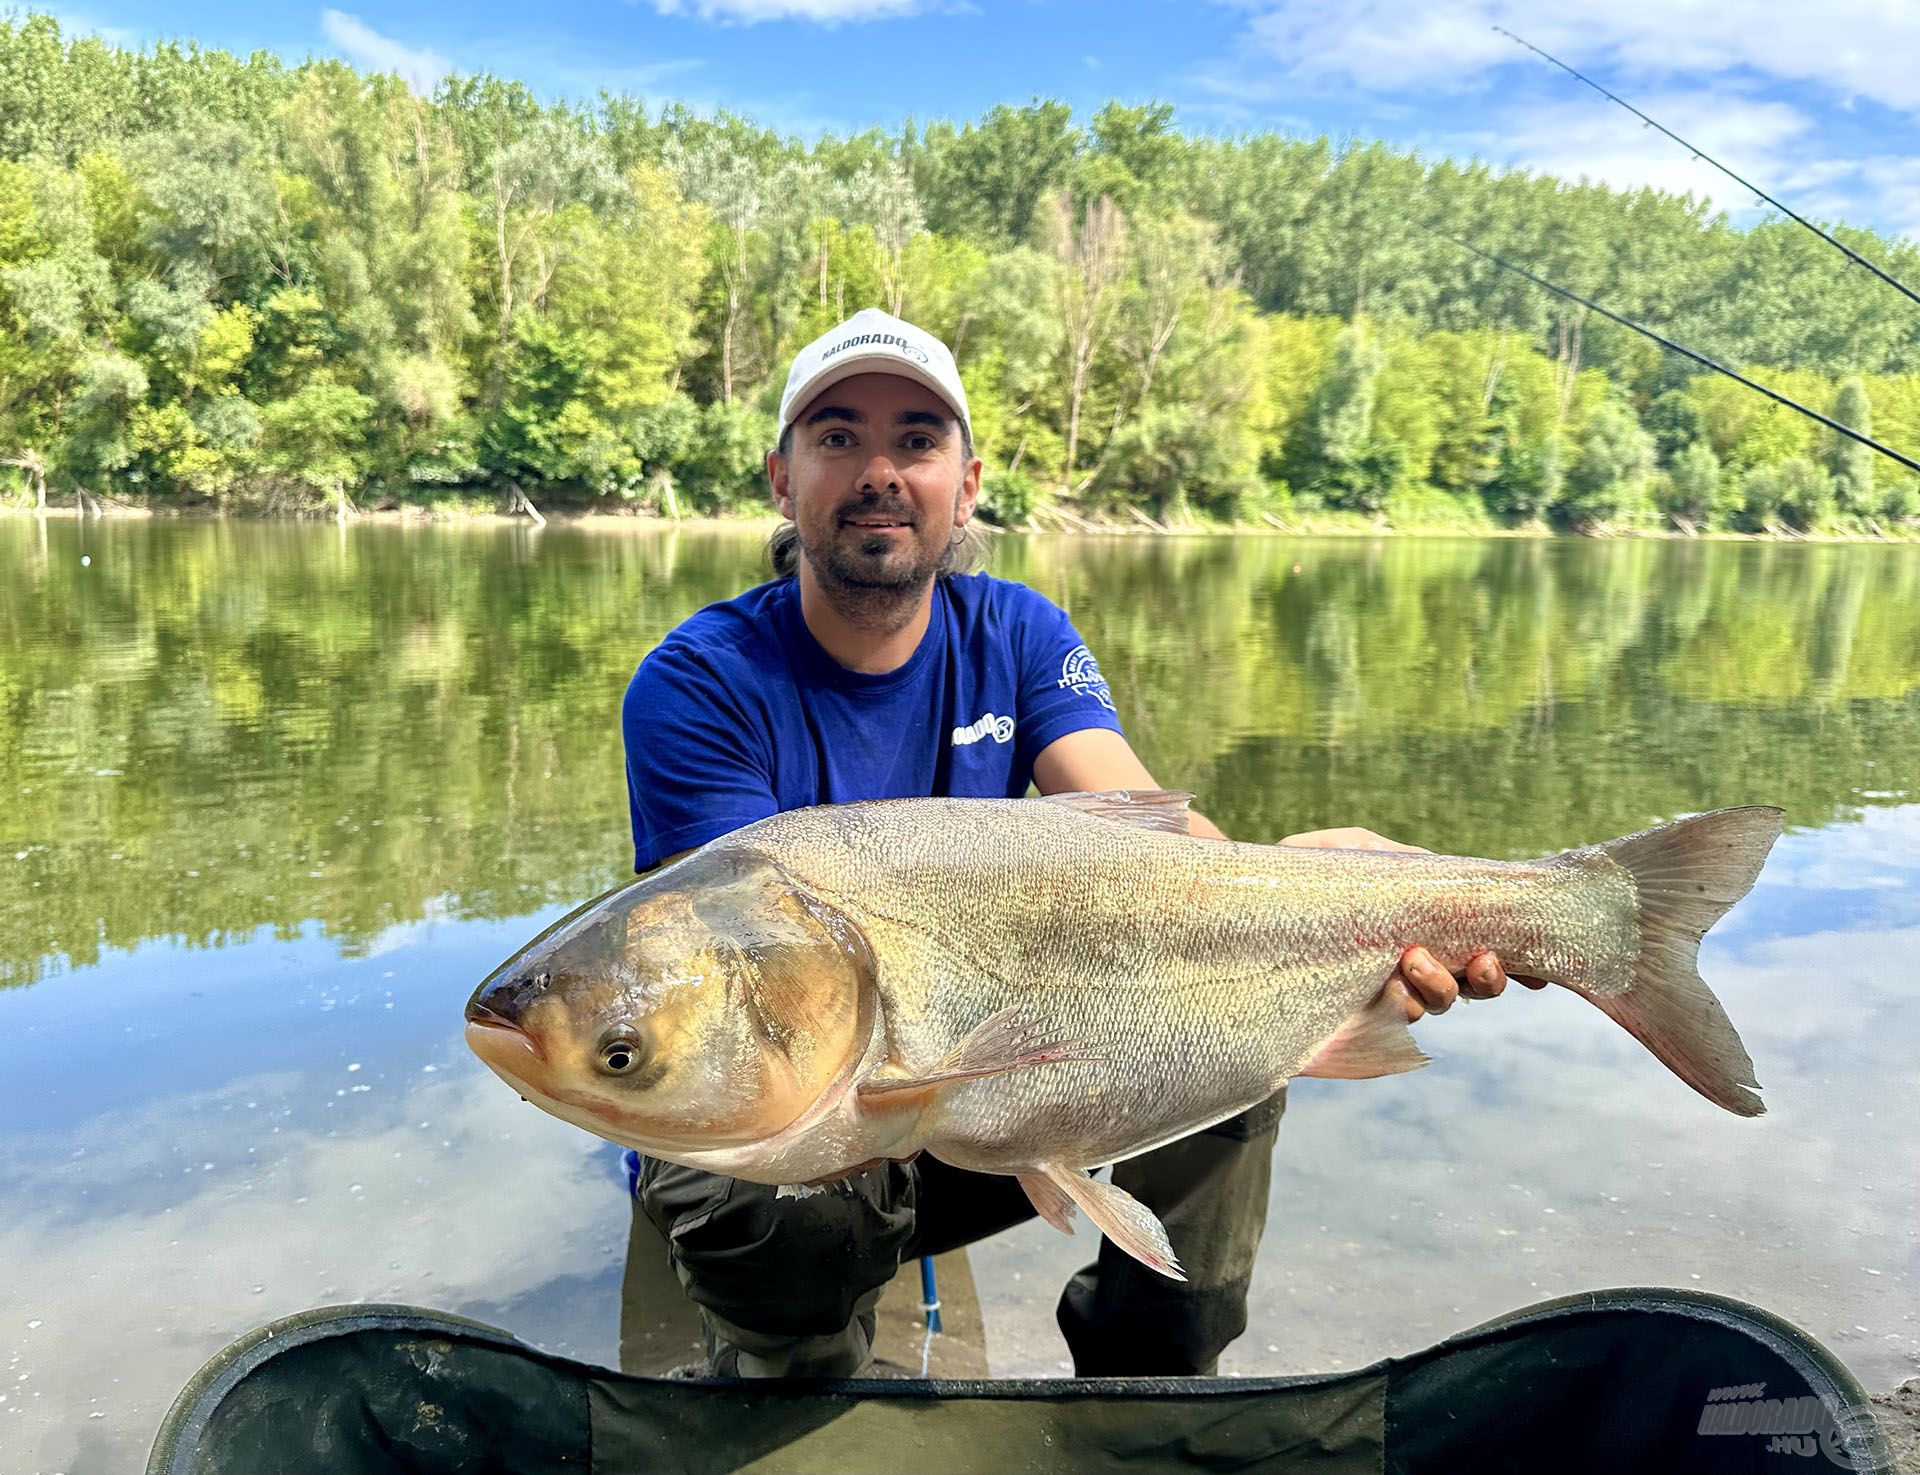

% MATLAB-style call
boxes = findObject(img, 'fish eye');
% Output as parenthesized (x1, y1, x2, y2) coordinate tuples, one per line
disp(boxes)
(596, 1029, 647, 1077)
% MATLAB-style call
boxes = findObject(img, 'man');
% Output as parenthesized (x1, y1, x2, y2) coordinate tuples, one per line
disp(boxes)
(622, 308, 1516, 1379)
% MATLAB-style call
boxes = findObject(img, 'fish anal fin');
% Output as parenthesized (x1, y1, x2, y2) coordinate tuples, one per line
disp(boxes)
(1017, 1172, 1077, 1235)
(1042, 790, 1195, 835)
(856, 1006, 1096, 1100)
(1042, 1164, 1185, 1281)
(1299, 979, 1431, 1080)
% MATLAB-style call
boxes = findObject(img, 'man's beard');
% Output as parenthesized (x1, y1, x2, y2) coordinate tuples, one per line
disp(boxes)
(803, 494, 949, 611)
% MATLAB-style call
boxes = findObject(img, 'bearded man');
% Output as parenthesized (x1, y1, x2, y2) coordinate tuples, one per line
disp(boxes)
(619, 308, 1513, 1378)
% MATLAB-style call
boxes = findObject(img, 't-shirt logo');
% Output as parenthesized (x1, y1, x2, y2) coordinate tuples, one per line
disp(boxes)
(1057, 645, 1114, 711)
(952, 711, 1016, 746)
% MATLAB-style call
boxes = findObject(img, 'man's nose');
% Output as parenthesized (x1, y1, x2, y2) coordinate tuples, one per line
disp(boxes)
(858, 455, 902, 492)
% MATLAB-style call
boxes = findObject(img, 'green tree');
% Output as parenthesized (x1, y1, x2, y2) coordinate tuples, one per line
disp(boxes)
(1288, 322, 1400, 512)
(1660, 440, 1726, 529)
(260, 378, 373, 517)
(1826, 377, 1875, 520)
(1565, 400, 1656, 526)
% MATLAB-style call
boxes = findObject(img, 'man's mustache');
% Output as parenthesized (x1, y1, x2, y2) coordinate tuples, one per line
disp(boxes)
(837, 497, 919, 525)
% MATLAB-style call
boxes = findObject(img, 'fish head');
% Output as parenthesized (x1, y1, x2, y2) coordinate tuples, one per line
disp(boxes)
(464, 849, 876, 1156)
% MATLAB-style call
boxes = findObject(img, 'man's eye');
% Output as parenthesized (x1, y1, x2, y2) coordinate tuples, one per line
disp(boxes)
(821, 430, 852, 447)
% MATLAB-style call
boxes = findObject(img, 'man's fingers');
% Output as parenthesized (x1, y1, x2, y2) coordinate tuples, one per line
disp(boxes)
(1281, 827, 1431, 854)
(1393, 973, 1428, 1023)
(1516, 974, 1550, 990)
(1399, 949, 1528, 1013)
(1399, 947, 1458, 1015)
(1462, 951, 1508, 999)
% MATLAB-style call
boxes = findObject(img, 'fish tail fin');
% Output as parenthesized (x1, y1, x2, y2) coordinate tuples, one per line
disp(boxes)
(1575, 806, 1784, 1118)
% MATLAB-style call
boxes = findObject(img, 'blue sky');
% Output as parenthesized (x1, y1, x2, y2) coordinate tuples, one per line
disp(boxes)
(38, 0, 1920, 239)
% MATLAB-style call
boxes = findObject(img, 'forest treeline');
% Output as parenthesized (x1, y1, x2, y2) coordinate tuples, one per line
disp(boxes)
(4, 11, 1920, 534)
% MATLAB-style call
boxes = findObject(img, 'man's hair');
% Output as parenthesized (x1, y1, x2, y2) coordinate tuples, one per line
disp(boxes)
(768, 416, 985, 579)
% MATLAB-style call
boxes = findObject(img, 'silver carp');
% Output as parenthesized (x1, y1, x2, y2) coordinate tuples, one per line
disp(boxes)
(465, 792, 1782, 1278)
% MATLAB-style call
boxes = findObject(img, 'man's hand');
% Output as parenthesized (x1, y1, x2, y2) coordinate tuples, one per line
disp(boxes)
(1279, 826, 1549, 1022)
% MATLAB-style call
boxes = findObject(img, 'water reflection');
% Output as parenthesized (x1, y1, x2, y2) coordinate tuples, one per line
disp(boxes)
(0, 911, 619, 1475)
(2, 521, 1917, 1472)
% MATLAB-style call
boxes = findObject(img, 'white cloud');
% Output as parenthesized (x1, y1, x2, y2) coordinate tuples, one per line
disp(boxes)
(1477, 92, 1817, 214)
(1834, 156, 1920, 239)
(1189, 2, 1920, 238)
(648, 0, 933, 22)
(318, 10, 452, 93)
(1223, 0, 1920, 115)
(43, 7, 142, 47)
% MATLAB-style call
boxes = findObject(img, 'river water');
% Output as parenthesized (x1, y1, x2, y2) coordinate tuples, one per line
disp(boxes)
(2, 518, 1916, 1471)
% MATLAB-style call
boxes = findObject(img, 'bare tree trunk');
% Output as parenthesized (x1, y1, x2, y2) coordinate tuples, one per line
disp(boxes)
(1049, 194, 1128, 498)
(1481, 321, 1510, 413)
(1554, 310, 1585, 420)
(1078, 219, 1206, 498)
(647, 468, 681, 521)
(721, 278, 740, 405)
(719, 224, 752, 406)
(4, 451, 48, 512)
(504, 479, 548, 527)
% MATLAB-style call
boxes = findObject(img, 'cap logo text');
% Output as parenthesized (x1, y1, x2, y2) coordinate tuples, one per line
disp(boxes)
(822, 332, 930, 365)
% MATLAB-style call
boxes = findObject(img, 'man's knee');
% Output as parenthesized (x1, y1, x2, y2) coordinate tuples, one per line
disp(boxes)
(1201, 1086, 1287, 1143)
(637, 1156, 915, 1339)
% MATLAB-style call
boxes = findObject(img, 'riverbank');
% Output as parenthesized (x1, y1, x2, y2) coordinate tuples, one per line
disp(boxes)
(8, 497, 1919, 543)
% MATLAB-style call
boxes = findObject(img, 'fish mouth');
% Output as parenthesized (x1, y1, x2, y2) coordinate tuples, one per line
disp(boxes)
(464, 1013, 548, 1076)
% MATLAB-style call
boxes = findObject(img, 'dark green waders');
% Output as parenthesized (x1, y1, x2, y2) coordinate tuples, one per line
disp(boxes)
(625, 1089, 1286, 1378)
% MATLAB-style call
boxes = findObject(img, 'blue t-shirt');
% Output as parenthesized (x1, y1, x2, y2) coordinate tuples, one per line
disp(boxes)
(623, 573, 1124, 870)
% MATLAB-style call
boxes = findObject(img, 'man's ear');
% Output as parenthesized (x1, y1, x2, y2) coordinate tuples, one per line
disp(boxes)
(955, 454, 981, 527)
(767, 449, 794, 520)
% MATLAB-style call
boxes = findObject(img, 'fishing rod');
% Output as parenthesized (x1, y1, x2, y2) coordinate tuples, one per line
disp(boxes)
(1425, 225, 1920, 477)
(1492, 26, 1920, 316)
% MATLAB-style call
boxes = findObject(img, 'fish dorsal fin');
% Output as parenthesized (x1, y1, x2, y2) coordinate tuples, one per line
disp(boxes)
(1042, 789, 1195, 835)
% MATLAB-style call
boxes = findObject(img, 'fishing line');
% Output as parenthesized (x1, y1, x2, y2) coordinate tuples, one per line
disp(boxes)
(1424, 225, 1920, 477)
(1493, 26, 1920, 315)
(917, 1253, 941, 1376)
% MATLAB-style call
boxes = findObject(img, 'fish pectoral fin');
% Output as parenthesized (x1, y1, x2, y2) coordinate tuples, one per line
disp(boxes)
(1041, 789, 1196, 835)
(1040, 1164, 1185, 1282)
(1298, 978, 1431, 1080)
(1017, 1172, 1078, 1235)
(856, 1006, 1095, 1100)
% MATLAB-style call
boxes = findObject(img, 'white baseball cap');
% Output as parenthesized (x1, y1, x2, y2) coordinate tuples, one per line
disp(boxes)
(777, 308, 971, 441)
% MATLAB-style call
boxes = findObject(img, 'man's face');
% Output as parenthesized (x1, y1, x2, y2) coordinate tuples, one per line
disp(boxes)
(768, 373, 980, 597)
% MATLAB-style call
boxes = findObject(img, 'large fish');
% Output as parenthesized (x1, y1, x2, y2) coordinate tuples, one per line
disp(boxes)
(465, 793, 1782, 1279)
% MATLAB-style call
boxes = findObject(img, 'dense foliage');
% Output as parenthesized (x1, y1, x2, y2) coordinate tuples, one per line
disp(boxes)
(4, 12, 1919, 532)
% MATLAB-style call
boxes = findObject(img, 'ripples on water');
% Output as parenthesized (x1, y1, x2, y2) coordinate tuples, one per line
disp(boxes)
(1, 520, 1916, 1471)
